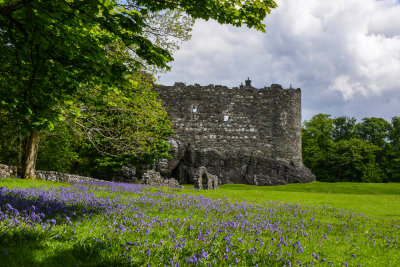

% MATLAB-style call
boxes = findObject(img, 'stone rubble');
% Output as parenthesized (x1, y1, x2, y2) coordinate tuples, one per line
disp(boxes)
(141, 170, 182, 188)
(0, 163, 96, 182)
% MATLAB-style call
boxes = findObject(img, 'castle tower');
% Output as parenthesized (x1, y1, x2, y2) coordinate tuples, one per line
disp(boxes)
(154, 80, 314, 185)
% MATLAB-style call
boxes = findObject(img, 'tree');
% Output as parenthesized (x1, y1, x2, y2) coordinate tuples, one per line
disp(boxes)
(0, 0, 278, 178)
(332, 116, 356, 142)
(385, 117, 400, 182)
(35, 122, 82, 174)
(389, 117, 400, 148)
(302, 114, 334, 174)
(136, 9, 195, 75)
(326, 139, 385, 182)
(33, 72, 174, 178)
(356, 117, 392, 148)
(64, 72, 173, 174)
(0, 108, 23, 167)
(302, 114, 397, 183)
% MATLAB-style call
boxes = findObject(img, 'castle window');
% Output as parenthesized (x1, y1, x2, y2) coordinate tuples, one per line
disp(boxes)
(224, 115, 229, 122)
(192, 107, 197, 113)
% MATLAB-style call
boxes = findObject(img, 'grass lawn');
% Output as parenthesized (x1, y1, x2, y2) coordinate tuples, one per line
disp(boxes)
(0, 178, 399, 266)
(182, 182, 400, 220)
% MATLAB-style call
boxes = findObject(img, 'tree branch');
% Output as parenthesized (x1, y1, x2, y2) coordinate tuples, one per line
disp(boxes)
(0, 0, 34, 16)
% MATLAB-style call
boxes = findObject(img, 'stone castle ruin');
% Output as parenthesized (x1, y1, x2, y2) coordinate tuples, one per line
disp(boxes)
(154, 79, 315, 187)
(0, 79, 315, 188)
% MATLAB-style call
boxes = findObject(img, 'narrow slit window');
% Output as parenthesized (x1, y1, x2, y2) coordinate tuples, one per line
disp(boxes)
(224, 115, 229, 122)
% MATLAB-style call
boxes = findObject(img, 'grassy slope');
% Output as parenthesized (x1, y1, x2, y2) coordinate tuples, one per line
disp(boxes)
(2, 179, 399, 219)
(182, 182, 400, 219)
(1, 178, 399, 266)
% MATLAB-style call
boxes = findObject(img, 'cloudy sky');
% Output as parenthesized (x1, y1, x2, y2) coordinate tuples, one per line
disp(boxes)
(159, 0, 400, 121)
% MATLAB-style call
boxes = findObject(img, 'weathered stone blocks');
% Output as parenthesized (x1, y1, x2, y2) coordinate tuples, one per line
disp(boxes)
(169, 145, 314, 186)
(0, 163, 97, 182)
(155, 138, 187, 177)
(154, 80, 316, 186)
(0, 164, 17, 178)
(142, 170, 181, 188)
(155, 81, 302, 163)
(193, 166, 219, 190)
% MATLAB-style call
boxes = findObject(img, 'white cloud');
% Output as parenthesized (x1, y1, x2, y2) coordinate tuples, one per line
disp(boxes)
(333, 33, 400, 99)
(270, 0, 400, 99)
(159, 0, 400, 120)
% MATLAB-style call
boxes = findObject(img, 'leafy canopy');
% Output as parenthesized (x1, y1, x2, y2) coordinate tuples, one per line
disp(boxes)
(0, 0, 277, 175)
(0, 0, 277, 132)
(302, 114, 400, 183)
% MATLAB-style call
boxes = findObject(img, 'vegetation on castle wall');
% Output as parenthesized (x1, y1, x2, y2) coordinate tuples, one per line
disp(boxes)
(302, 114, 400, 183)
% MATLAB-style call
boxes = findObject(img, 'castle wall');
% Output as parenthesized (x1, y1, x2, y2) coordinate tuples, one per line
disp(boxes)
(155, 81, 302, 166)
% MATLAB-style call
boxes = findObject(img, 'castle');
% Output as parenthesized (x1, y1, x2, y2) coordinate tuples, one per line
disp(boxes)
(154, 79, 315, 186)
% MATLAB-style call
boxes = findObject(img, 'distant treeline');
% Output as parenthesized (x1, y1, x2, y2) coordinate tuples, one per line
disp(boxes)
(302, 114, 400, 183)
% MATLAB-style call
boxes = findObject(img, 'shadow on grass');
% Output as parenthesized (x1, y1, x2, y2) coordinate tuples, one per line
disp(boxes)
(0, 187, 136, 266)
(0, 231, 134, 267)
(0, 229, 47, 267)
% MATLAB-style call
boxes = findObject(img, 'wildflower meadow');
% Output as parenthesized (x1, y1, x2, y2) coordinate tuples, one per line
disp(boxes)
(0, 178, 399, 266)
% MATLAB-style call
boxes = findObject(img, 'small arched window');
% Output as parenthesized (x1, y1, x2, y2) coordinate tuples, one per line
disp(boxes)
(224, 115, 229, 122)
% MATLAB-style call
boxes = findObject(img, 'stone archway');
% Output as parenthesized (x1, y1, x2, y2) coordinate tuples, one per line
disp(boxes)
(194, 166, 219, 190)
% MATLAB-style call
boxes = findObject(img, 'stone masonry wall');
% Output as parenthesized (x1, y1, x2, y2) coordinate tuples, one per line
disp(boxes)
(0, 163, 97, 183)
(155, 82, 302, 166)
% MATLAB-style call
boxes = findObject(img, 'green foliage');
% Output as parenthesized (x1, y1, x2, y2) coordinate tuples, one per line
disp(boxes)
(390, 117, 400, 147)
(356, 117, 392, 148)
(326, 139, 386, 182)
(332, 116, 356, 141)
(302, 114, 399, 183)
(386, 117, 400, 182)
(0, 74, 173, 176)
(1, 0, 134, 134)
(67, 73, 174, 173)
(0, 110, 22, 166)
(0, 0, 278, 176)
(302, 114, 334, 173)
(134, 0, 278, 32)
(35, 123, 81, 174)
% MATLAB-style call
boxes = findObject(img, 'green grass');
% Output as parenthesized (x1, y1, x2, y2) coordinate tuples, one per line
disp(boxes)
(0, 178, 399, 266)
(182, 182, 400, 219)
(0, 178, 70, 189)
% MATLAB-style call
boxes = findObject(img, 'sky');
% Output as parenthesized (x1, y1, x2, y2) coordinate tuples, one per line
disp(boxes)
(159, 0, 400, 122)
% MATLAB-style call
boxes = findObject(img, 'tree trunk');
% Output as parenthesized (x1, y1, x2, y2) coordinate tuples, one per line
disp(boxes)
(20, 128, 40, 179)
(17, 131, 24, 168)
